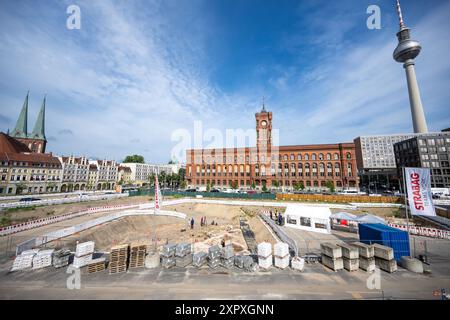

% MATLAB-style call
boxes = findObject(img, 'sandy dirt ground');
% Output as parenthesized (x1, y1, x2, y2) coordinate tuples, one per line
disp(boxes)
(0, 195, 151, 226)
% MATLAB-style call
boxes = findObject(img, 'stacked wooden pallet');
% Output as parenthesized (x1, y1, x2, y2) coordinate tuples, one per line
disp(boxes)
(109, 244, 129, 274)
(129, 243, 147, 269)
(84, 258, 106, 274)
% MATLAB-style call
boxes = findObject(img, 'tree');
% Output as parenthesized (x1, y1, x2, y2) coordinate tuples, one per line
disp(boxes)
(230, 181, 238, 189)
(15, 182, 27, 195)
(272, 180, 279, 189)
(123, 155, 145, 163)
(262, 181, 268, 192)
(206, 182, 211, 192)
(251, 181, 256, 190)
(180, 180, 187, 189)
(326, 180, 335, 193)
(293, 181, 305, 191)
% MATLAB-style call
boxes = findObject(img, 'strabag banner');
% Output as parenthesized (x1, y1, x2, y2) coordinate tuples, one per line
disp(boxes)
(405, 167, 436, 216)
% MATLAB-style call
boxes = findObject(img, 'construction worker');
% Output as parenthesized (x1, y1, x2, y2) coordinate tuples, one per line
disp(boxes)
(191, 217, 194, 229)
(278, 213, 282, 225)
(270, 211, 273, 220)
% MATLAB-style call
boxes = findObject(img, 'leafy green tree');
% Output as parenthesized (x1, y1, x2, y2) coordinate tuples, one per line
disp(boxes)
(262, 181, 268, 192)
(123, 155, 145, 163)
(326, 180, 335, 193)
(15, 182, 27, 195)
(251, 181, 256, 189)
(293, 181, 305, 191)
(272, 180, 279, 188)
(206, 182, 211, 192)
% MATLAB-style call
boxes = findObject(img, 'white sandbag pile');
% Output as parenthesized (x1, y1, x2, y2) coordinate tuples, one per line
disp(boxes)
(291, 256, 305, 271)
(258, 242, 272, 270)
(73, 241, 94, 268)
(11, 249, 38, 271)
(208, 245, 221, 269)
(53, 249, 71, 268)
(221, 244, 234, 269)
(274, 242, 290, 269)
(32, 249, 54, 270)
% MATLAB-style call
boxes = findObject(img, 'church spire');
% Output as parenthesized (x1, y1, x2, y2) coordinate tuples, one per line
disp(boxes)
(11, 91, 29, 138)
(261, 96, 267, 112)
(31, 95, 46, 140)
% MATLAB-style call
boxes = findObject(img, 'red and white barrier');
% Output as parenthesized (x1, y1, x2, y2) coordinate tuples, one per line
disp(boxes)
(0, 204, 142, 237)
(388, 223, 450, 240)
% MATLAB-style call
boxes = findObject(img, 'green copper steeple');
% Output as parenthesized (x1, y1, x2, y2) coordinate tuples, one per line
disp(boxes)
(11, 92, 29, 138)
(31, 95, 46, 140)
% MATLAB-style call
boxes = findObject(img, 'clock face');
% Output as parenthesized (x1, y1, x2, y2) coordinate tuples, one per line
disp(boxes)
(261, 120, 267, 127)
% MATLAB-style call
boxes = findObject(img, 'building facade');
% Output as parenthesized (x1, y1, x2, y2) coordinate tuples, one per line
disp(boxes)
(394, 132, 450, 188)
(120, 163, 181, 185)
(59, 156, 89, 192)
(185, 107, 358, 191)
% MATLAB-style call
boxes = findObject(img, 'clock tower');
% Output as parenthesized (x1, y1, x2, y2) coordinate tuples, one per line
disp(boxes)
(255, 100, 272, 156)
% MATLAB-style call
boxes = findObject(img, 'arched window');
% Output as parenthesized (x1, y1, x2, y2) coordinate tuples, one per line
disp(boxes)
(346, 152, 351, 160)
(297, 154, 302, 161)
(326, 153, 331, 160)
(335, 163, 340, 176)
(334, 153, 339, 160)
(311, 154, 316, 161)
(304, 154, 309, 161)
(290, 154, 295, 161)
(319, 153, 324, 160)
(327, 163, 333, 176)
(283, 155, 288, 161)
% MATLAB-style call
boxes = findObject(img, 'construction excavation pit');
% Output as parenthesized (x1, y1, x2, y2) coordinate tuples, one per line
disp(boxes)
(45, 203, 281, 255)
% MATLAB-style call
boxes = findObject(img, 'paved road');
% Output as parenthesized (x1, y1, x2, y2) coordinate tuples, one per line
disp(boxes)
(0, 255, 448, 300)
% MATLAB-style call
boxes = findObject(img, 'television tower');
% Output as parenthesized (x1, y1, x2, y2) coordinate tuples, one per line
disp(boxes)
(393, 0, 428, 133)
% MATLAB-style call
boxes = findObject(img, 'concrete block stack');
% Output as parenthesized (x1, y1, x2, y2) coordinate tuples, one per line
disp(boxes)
(207, 245, 221, 269)
(32, 249, 54, 270)
(373, 243, 397, 273)
(234, 255, 245, 269)
(320, 243, 343, 271)
(109, 244, 129, 274)
(161, 244, 177, 269)
(337, 243, 359, 272)
(176, 243, 193, 267)
(352, 242, 375, 272)
(257, 242, 273, 270)
(193, 252, 208, 267)
(144, 252, 161, 269)
(84, 257, 106, 274)
(274, 242, 290, 270)
(73, 241, 95, 268)
(52, 249, 71, 268)
(11, 249, 38, 271)
(220, 244, 234, 269)
(129, 242, 147, 268)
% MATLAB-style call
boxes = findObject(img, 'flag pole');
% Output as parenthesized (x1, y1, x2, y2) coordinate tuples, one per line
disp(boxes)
(402, 166, 412, 258)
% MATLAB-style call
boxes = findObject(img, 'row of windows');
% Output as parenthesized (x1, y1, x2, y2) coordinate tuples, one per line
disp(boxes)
(193, 152, 352, 164)
(0, 161, 61, 168)
(190, 180, 351, 187)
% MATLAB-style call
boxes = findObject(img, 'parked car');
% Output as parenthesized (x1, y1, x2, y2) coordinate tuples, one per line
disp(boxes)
(210, 189, 220, 193)
(185, 188, 197, 192)
(19, 197, 41, 202)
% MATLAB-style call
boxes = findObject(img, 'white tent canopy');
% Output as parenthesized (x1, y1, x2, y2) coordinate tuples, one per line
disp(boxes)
(330, 212, 358, 221)
(284, 204, 332, 234)
(330, 212, 387, 224)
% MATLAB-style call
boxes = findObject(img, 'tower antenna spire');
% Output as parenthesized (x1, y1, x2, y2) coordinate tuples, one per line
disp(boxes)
(396, 0, 406, 30)
(261, 96, 266, 112)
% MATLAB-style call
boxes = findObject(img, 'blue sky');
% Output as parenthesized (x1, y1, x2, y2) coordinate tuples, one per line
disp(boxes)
(0, 0, 449, 163)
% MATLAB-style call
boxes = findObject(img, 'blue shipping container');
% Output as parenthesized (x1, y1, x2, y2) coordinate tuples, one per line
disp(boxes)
(358, 223, 410, 262)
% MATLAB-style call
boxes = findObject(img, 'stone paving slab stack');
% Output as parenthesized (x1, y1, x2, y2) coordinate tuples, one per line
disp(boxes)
(129, 242, 147, 269)
(161, 243, 177, 269)
(208, 245, 221, 269)
(193, 252, 208, 267)
(73, 241, 95, 268)
(351, 242, 375, 258)
(373, 243, 397, 273)
(162, 243, 177, 258)
(32, 249, 54, 270)
(176, 243, 192, 257)
(258, 242, 273, 270)
(176, 253, 193, 267)
(274, 242, 290, 269)
(83, 257, 106, 274)
(145, 252, 161, 269)
(234, 255, 245, 269)
(343, 257, 359, 271)
(52, 249, 71, 268)
(220, 245, 234, 269)
(11, 251, 36, 271)
(320, 243, 343, 271)
(109, 244, 129, 274)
